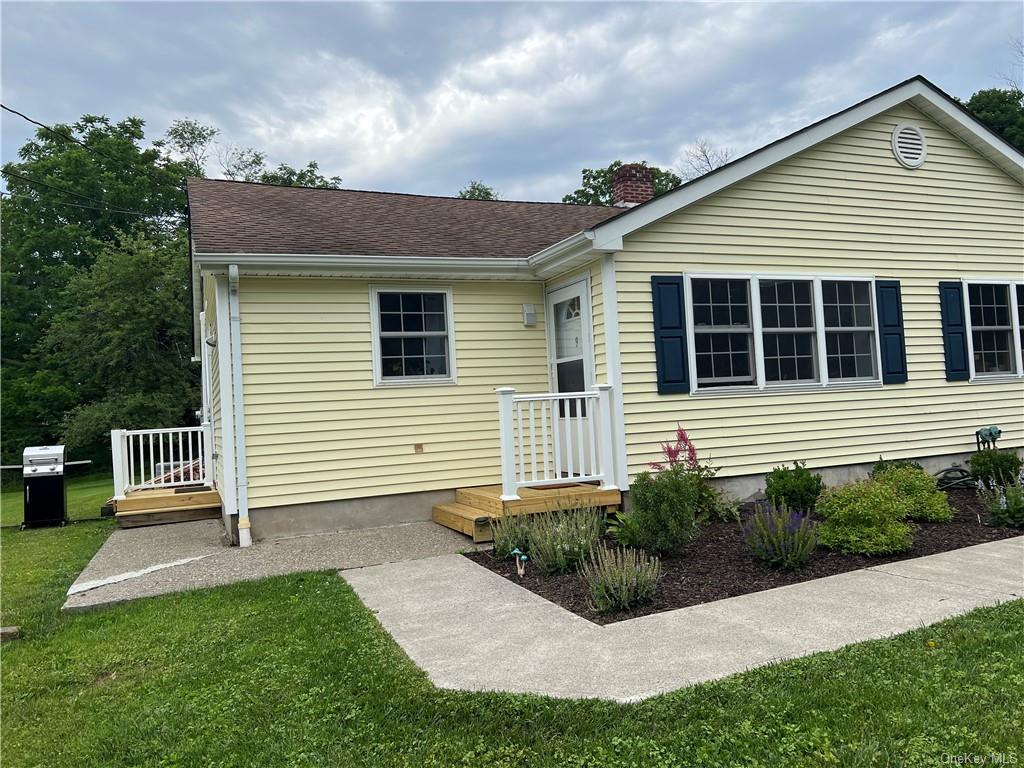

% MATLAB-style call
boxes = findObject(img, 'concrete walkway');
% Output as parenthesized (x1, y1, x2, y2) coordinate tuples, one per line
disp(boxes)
(63, 520, 483, 611)
(343, 537, 1024, 702)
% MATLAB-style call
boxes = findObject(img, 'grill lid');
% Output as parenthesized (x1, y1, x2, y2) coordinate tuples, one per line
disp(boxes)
(23, 445, 66, 475)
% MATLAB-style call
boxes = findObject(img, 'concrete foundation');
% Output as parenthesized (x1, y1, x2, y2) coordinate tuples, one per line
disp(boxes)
(244, 449, 1005, 540)
(711, 450, 979, 501)
(249, 488, 454, 541)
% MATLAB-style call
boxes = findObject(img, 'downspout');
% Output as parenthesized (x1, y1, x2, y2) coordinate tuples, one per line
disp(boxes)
(228, 265, 252, 547)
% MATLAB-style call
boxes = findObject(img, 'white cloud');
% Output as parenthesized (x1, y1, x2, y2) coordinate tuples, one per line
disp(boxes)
(3, 1, 1019, 199)
(229, 3, 788, 191)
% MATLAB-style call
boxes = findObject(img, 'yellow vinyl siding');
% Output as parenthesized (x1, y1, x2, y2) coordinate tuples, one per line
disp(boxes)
(238, 278, 547, 508)
(547, 260, 606, 382)
(615, 103, 1024, 479)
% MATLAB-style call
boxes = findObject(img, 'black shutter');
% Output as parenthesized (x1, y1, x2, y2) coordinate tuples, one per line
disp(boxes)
(875, 280, 908, 384)
(938, 281, 970, 381)
(651, 276, 689, 394)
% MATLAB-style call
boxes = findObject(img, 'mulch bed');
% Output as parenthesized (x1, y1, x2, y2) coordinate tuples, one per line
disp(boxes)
(463, 490, 1022, 625)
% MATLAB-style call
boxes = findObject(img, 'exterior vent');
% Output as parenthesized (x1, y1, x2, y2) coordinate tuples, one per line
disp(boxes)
(891, 123, 927, 168)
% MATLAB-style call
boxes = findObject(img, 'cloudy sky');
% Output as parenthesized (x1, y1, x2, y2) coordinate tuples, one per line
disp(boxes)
(2, 1, 1020, 201)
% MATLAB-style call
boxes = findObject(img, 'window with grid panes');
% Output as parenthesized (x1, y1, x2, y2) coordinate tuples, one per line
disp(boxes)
(968, 283, 1014, 375)
(822, 280, 877, 380)
(691, 278, 755, 387)
(760, 279, 817, 382)
(375, 291, 452, 381)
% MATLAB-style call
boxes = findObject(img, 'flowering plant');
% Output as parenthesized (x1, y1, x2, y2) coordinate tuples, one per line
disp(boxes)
(649, 425, 700, 472)
(977, 470, 1024, 528)
(741, 503, 818, 569)
(644, 425, 737, 522)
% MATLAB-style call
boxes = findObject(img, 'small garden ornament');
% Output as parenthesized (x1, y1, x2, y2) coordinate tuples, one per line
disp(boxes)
(510, 548, 529, 578)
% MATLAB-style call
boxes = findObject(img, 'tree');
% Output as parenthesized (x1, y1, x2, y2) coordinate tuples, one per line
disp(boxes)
(218, 145, 267, 181)
(562, 161, 681, 206)
(1, 115, 189, 366)
(1, 114, 191, 463)
(962, 87, 1024, 152)
(258, 161, 343, 189)
(162, 118, 219, 177)
(160, 120, 344, 188)
(44, 230, 199, 461)
(457, 180, 498, 200)
(678, 138, 734, 181)
(218, 147, 342, 188)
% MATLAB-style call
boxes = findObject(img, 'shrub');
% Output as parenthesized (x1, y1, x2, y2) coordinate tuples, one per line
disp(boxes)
(613, 465, 701, 554)
(706, 492, 742, 523)
(817, 480, 913, 555)
(869, 456, 924, 479)
(525, 507, 604, 575)
(741, 503, 818, 569)
(968, 450, 1023, 485)
(873, 465, 953, 522)
(978, 478, 1024, 528)
(579, 545, 661, 613)
(490, 514, 531, 559)
(764, 461, 824, 511)
(649, 425, 727, 521)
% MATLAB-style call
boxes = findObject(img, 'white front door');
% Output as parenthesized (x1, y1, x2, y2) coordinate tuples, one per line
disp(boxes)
(546, 280, 595, 476)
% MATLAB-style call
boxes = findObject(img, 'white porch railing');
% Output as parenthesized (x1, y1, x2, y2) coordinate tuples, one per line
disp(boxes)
(110, 424, 213, 499)
(496, 384, 617, 501)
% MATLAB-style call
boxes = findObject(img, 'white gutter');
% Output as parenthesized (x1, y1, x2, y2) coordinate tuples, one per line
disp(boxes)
(227, 264, 252, 548)
(527, 230, 619, 279)
(195, 252, 534, 280)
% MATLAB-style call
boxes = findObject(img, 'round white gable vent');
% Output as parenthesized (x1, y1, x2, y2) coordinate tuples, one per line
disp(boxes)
(891, 123, 927, 168)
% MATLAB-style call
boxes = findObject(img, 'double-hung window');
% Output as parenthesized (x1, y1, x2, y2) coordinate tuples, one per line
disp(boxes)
(963, 280, 1024, 378)
(691, 278, 755, 387)
(822, 280, 878, 381)
(371, 287, 455, 385)
(686, 274, 881, 392)
(760, 279, 817, 382)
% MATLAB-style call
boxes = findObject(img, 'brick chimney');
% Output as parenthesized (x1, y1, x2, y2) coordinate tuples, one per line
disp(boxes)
(611, 163, 655, 207)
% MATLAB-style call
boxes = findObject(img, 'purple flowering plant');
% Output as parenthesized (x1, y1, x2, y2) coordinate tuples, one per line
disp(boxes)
(742, 502, 818, 569)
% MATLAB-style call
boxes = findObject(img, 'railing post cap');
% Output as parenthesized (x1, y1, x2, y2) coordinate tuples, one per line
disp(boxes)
(595, 383, 613, 391)
(495, 387, 517, 394)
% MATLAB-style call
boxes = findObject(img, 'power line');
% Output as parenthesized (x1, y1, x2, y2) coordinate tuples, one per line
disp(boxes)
(0, 190, 153, 217)
(0, 169, 151, 216)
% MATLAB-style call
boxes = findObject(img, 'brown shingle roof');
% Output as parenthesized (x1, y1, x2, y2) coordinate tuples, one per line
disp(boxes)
(187, 178, 624, 259)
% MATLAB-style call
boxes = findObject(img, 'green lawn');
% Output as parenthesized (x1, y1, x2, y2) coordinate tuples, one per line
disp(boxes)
(1, 519, 1022, 767)
(0, 470, 113, 527)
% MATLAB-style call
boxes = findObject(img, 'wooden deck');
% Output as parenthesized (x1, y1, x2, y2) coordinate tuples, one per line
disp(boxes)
(432, 483, 621, 543)
(111, 486, 221, 528)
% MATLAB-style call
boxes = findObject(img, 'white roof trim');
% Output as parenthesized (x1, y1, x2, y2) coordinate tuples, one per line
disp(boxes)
(582, 77, 1023, 250)
(193, 251, 535, 280)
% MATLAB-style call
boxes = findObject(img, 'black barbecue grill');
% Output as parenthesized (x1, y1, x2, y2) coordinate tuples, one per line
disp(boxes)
(22, 445, 67, 528)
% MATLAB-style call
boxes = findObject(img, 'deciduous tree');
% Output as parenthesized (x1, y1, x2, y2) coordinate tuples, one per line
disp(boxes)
(457, 180, 498, 200)
(562, 161, 681, 206)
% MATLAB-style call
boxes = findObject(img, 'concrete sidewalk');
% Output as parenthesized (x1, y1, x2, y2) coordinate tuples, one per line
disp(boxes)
(63, 520, 483, 611)
(343, 537, 1024, 702)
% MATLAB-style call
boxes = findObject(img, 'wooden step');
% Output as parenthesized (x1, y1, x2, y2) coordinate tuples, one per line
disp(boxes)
(432, 503, 494, 543)
(114, 488, 219, 513)
(456, 484, 620, 515)
(454, 487, 504, 515)
(115, 505, 221, 528)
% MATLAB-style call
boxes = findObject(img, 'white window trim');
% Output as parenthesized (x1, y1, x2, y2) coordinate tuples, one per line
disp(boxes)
(683, 272, 883, 396)
(369, 285, 457, 387)
(961, 278, 1024, 382)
